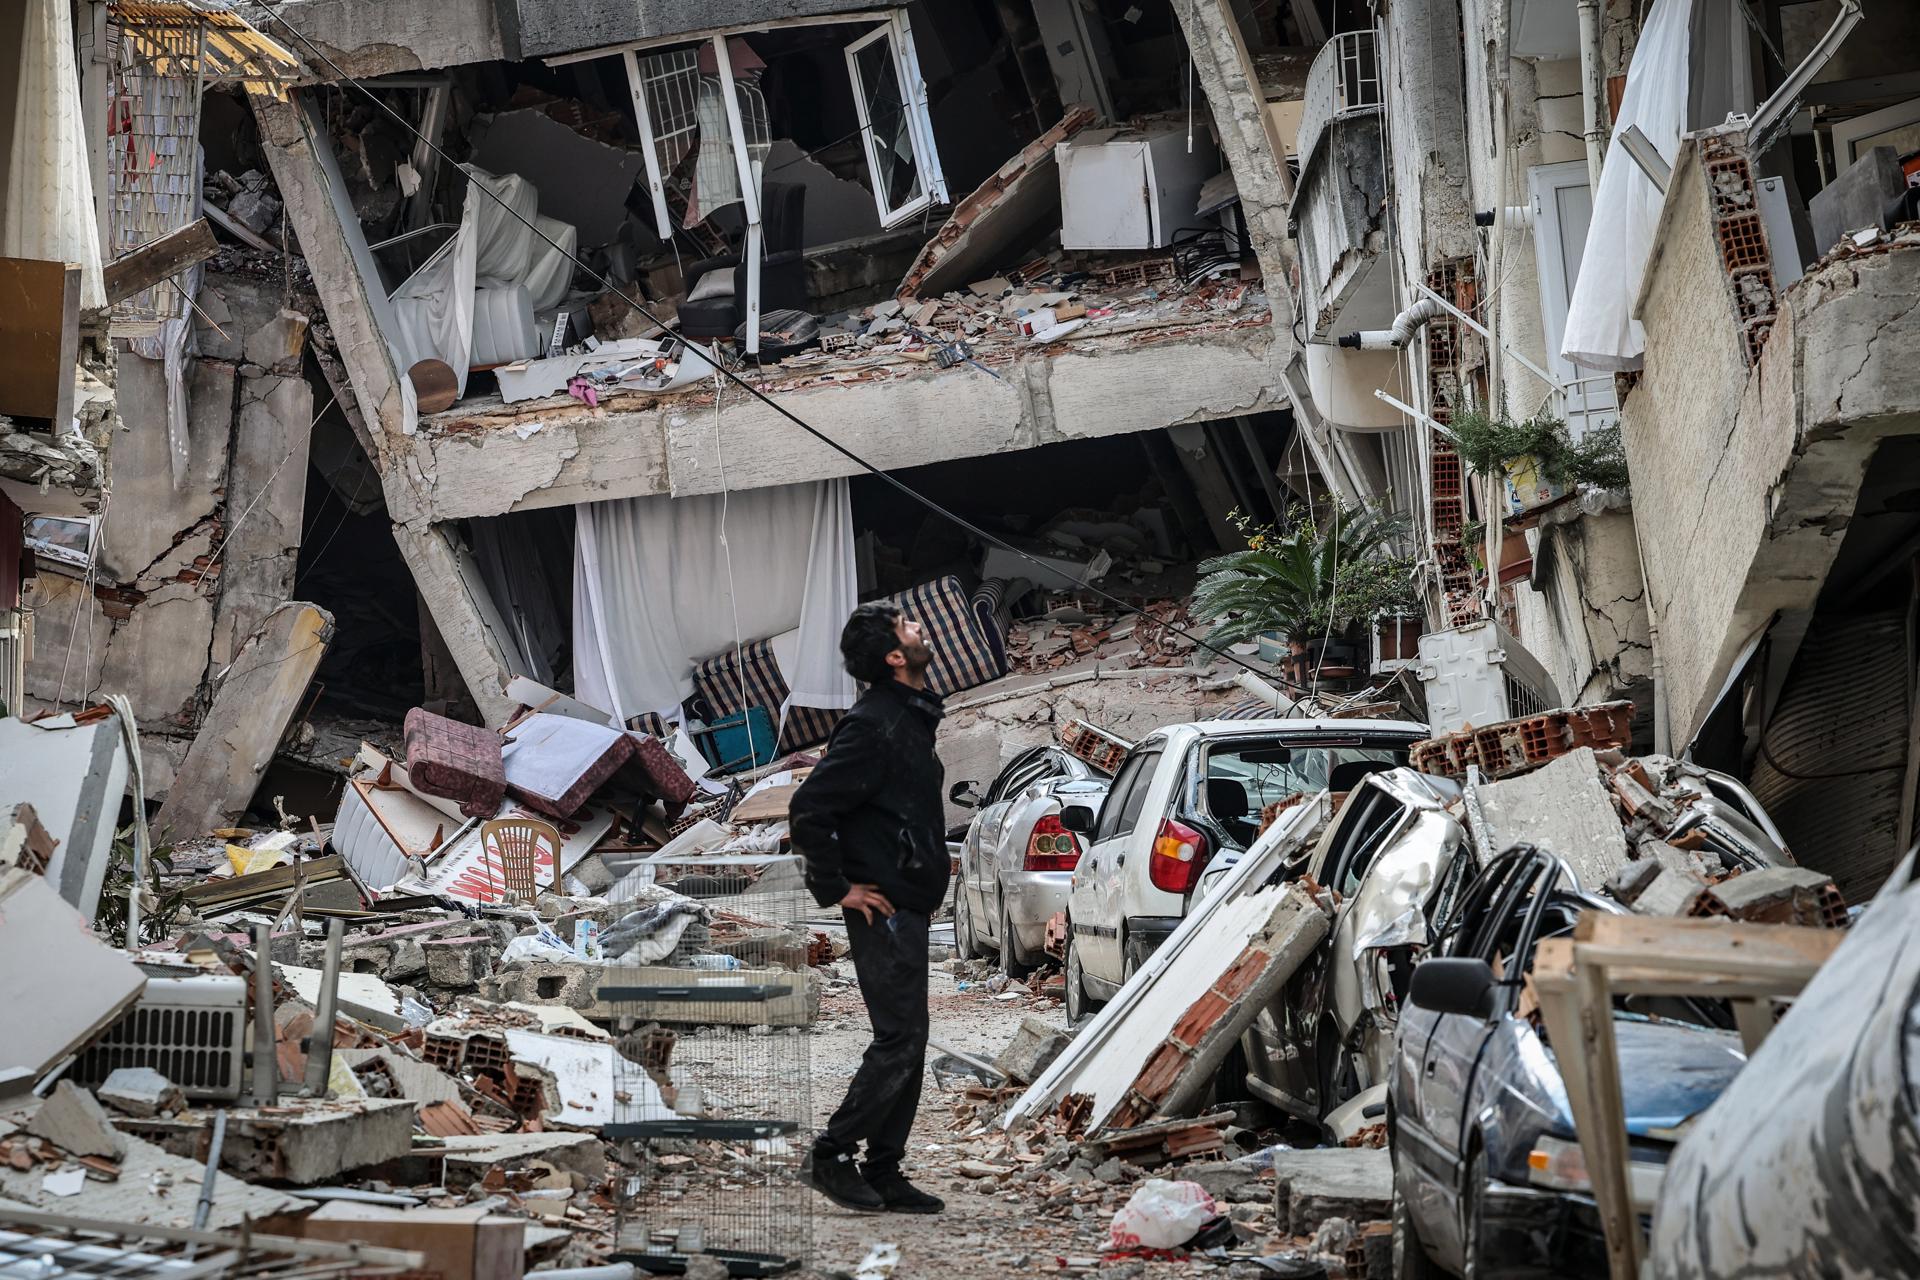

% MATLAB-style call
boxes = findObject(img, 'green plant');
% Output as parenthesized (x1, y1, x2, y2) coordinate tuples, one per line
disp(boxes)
(1192, 503, 1414, 645)
(1449, 409, 1631, 492)
(94, 827, 187, 948)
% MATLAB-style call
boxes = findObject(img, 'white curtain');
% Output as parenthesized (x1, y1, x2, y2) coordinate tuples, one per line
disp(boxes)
(4, 0, 106, 310)
(782, 479, 859, 726)
(572, 480, 858, 725)
(1560, 0, 1694, 372)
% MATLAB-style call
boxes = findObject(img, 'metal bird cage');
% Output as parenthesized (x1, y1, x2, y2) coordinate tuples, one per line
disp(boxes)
(598, 844, 821, 1276)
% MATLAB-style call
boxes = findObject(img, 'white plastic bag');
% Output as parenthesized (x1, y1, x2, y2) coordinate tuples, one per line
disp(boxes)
(1107, 1178, 1219, 1251)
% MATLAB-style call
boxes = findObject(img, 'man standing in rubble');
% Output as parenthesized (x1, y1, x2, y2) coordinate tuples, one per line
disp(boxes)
(790, 602, 947, 1216)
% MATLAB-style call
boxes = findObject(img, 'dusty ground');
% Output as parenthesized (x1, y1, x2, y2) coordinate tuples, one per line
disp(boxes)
(799, 953, 1268, 1280)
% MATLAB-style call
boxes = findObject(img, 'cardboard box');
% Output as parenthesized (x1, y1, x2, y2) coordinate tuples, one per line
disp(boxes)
(296, 1203, 525, 1280)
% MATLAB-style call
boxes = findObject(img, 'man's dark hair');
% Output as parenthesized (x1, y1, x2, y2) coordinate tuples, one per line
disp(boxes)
(840, 602, 903, 684)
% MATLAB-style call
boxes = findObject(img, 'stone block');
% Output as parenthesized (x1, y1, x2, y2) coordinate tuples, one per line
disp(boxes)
(97, 1068, 186, 1119)
(27, 1082, 128, 1160)
(1174, 1158, 1271, 1204)
(425, 935, 496, 988)
(481, 961, 599, 1011)
(1270, 1148, 1392, 1236)
(994, 1015, 1073, 1085)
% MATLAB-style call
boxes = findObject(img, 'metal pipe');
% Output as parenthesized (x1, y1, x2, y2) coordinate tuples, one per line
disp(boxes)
(250, 924, 277, 1105)
(1576, 0, 1608, 189)
(304, 918, 345, 1097)
(191, 1111, 228, 1231)
(1233, 670, 1296, 716)
(528, 1265, 637, 1280)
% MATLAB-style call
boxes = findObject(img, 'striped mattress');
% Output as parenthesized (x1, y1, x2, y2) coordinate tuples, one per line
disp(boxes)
(691, 639, 842, 752)
(884, 574, 1005, 698)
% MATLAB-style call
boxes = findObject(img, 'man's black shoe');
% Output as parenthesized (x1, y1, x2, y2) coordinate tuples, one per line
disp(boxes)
(864, 1169, 945, 1214)
(809, 1149, 884, 1212)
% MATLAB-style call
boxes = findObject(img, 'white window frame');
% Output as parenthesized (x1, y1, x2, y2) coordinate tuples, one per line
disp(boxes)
(845, 15, 949, 228)
(1831, 94, 1920, 169)
(1528, 160, 1617, 436)
(24, 514, 98, 577)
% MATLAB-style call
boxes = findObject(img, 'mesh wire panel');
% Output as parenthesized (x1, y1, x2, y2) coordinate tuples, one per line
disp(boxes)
(600, 850, 821, 1277)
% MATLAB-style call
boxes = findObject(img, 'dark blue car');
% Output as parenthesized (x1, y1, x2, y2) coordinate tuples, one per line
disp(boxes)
(1387, 846, 1748, 1278)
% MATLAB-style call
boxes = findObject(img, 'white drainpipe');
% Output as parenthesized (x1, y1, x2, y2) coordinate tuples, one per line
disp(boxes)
(1337, 297, 1445, 351)
(1576, 0, 1608, 189)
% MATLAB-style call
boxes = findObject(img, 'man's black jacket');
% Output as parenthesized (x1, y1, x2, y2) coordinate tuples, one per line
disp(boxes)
(790, 678, 949, 914)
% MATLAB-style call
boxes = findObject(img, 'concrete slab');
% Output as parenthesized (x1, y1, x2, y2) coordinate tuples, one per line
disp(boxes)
(995, 1015, 1074, 1086)
(96, 1068, 187, 1118)
(26, 1082, 127, 1160)
(154, 601, 336, 839)
(440, 1131, 606, 1190)
(0, 1105, 304, 1228)
(1270, 1147, 1393, 1235)
(0, 869, 146, 1084)
(121, 1098, 416, 1185)
(1476, 748, 1631, 893)
(0, 715, 130, 920)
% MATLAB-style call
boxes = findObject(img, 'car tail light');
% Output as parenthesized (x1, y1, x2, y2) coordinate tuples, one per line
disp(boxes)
(1149, 818, 1210, 893)
(1024, 815, 1081, 871)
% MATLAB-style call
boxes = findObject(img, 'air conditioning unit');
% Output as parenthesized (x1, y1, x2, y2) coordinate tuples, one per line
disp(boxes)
(68, 975, 248, 1101)
(1414, 620, 1563, 738)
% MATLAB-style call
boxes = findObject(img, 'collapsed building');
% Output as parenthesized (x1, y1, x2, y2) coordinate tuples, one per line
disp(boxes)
(21, 0, 1407, 827)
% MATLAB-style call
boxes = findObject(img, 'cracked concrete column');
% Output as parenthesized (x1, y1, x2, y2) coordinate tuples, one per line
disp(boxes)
(392, 523, 521, 727)
(252, 90, 404, 468)
(1171, 0, 1297, 358)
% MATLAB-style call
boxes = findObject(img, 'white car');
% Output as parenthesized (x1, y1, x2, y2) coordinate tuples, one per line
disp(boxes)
(1058, 717, 1428, 1022)
(952, 745, 1109, 977)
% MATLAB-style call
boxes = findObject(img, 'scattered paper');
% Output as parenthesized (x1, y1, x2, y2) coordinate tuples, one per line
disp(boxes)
(43, 1167, 86, 1197)
(852, 1242, 901, 1279)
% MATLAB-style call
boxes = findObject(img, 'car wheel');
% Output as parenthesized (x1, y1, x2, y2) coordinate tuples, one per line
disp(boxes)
(1064, 925, 1102, 1024)
(954, 884, 981, 960)
(998, 894, 1036, 980)
(1460, 1145, 1492, 1280)
(1392, 1184, 1442, 1280)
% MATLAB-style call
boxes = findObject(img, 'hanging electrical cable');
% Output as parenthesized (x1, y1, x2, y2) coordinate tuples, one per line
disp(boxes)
(244, 3, 1335, 697)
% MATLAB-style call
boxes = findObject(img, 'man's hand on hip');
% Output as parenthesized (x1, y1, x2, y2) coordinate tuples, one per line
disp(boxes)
(840, 883, 896, 925)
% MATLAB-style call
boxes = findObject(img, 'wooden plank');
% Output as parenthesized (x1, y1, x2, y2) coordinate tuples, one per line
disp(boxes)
(1574, 955, 1640, 1280)
(0, 257, 79, 424)
(727, 775, 810, 824)
(1572, 912, 1843, 978)
(155, 603, 335, 840)
(205, 201, 278, 253)
(182, 854, 347, 905)
(102, 219, 218, 305)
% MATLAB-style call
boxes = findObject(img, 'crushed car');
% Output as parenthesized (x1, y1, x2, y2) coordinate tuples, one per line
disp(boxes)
(1389, 844, 1752, 1279)
(1057, 716, 1427, 1022)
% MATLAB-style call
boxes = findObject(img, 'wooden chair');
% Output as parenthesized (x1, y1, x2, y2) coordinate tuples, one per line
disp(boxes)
(479, 817, 562, 901)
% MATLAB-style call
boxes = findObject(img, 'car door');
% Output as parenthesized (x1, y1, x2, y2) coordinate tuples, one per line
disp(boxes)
(1412, 851, 1560, 1270)
(1070, 744, 1161, 985)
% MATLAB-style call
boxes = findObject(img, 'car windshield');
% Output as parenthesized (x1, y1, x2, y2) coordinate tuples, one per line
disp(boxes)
(1205, 740, 1405, 811)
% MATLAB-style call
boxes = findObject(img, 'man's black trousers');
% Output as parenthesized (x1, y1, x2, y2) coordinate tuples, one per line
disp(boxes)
(817, 906, 929, 1178)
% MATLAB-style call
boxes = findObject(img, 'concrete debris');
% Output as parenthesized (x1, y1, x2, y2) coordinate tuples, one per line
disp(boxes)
(994, 1015, 1074, 1085)
(26, 1082, 127, 1162)
(95, 1068, 187, 1119)
(1268, 1148, 1392, 1237)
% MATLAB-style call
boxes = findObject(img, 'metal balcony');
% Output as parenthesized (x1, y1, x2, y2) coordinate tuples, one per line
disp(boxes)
(1295, 30, 1383, 174)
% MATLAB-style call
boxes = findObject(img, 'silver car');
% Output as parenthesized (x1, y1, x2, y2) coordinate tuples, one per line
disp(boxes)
(951, 746, 1108, 978)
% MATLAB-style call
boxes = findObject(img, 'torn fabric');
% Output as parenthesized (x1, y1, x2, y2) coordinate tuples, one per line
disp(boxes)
(4, 0, 107, 310)
(1560, 0, 1693, 371)
(571, 480, 856, 727)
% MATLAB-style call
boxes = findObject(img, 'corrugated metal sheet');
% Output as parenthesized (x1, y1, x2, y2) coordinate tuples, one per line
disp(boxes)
(1750, 612, 1910, 903)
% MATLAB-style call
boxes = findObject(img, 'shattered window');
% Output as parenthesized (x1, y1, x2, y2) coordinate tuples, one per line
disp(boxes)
(1205, 741, 1403, 813)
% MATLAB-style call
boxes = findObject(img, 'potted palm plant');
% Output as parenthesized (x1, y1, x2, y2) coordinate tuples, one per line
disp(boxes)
(1192, 504, 1414, 683)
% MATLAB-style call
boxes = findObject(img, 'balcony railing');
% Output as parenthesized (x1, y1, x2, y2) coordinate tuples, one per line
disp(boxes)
(1296, 29, 1383, 172)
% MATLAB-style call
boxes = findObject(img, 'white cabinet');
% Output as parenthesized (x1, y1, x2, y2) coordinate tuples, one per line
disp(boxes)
(1058, 126, 1221, 251)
